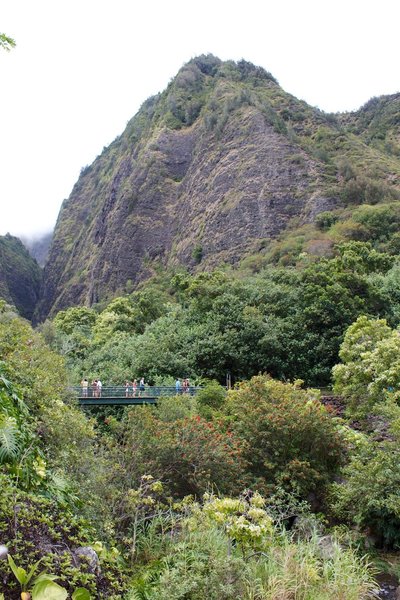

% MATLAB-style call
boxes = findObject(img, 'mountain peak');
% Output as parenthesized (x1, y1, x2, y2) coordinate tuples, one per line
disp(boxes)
(35, 59, 400, 320)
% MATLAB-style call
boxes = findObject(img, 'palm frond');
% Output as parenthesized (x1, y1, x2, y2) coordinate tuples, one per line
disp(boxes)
(0, 416, 19, 462)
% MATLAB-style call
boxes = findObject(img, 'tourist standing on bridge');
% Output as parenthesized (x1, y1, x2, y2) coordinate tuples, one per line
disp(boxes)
(81, 378, 88, 397)
(125, 381, 130, 398)
(139, 377, 145, 396)
(92, 379, 98, 398)
(97, 379, 102, 397)
(175, 378, 181, 394)
(132, 379, 137, 397)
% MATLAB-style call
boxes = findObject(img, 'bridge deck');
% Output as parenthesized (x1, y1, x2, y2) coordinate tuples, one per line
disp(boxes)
(79, 397, 158, 406)
(69, 386, 200, 406)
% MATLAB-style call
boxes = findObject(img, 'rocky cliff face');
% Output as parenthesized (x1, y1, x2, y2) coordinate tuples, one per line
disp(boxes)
(37, 56, 400, 319)
(0, 234, 42, 320)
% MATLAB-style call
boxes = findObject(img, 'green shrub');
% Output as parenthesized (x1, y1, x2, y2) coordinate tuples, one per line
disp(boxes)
(330, 440, 400, 549)
(196, 380, 226, 417)
(156, 394, 198, 422)
(332, 315, 400, 419)
(226, 376, 345, 497)
(118, 410, 247, 498)
(191, 244, 203, 264)
(352, 204, 400, 242)
(130, 526, 248, 600)
(315, 211, 338, 231)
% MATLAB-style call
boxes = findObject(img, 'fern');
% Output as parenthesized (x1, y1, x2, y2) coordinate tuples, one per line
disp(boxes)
(0, 361, 29, 422)
(0, 415, 19, 462)
(129, 562, 164, 600)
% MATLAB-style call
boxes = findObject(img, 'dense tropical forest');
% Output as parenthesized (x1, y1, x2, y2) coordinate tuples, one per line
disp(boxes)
(3, 238, 400, 598)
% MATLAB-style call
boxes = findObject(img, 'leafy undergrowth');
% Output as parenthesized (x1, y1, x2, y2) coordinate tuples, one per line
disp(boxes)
(0, 476, 126, 599)
(128, 493, 377, 600)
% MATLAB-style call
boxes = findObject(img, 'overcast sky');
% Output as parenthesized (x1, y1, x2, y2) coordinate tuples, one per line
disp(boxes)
(1, 0, 399, 239)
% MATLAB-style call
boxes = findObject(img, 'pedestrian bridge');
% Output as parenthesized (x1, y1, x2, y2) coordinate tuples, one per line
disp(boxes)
(69, 386, 201, 406)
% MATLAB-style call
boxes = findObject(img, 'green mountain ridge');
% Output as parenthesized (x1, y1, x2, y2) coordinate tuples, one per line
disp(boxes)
(0, 233, 42, 320)
(8, 55, 400, 320)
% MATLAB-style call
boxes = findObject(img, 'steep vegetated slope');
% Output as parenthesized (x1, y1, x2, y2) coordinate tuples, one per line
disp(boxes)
(0, 234, 42, 319)
(37, 55, 400, 319)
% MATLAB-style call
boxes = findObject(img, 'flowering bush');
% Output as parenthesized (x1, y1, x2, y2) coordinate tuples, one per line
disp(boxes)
(192, 492, 274, 554)
(120, 410, 247, 498)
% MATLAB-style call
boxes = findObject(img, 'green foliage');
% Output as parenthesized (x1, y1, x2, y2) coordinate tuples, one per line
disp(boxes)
(0, 317, 91, 480)
(113, 474, 165, 561)
(0, 476, 125, 598)
(196, 492, 274, 555)
(330, 312, 400, 549)
(32, 579, 68, 600)
(195, 380, 226, 418)
(1, 257, 394, 595)
(346, 94, 400, 151)
(330, 440, 400, 548)
(129, 492, 376, 600)
(53, 241, 400, 388)
(0, 415, 18, 462)
(0, 33, 16, 51)
(0, 314, 124, 545)
(353, 204, 400, 243)
(191, 244, 203, 264)
(130, 525, 247, 600)
(0, 361, 45, 489)
(72, 589, 91, 600)
(54, 307, 97, 335)
(156, 394, 198, 422)
(7, 553, 41, 591)
(332, 315, 400, 419)
(226, 376, 345, 497)
(245, 533, 375, 600)
(6, 554, 74, 599)
(93, 297, 136, 342)
(315, 211, 339, 231)
(116, 409, 246, 499)
(130, 287, 170, 334)
(190, 54, 221, 76)
(341, 174, 399, 205)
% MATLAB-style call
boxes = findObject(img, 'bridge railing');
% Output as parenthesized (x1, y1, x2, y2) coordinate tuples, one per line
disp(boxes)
(68, 386, 201, 398)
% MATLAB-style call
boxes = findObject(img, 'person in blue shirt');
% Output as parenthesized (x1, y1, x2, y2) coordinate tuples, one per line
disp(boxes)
(175, 378, 181, 394)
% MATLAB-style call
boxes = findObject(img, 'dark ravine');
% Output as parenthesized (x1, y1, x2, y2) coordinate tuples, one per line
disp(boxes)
(23, 55, 400, 320)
